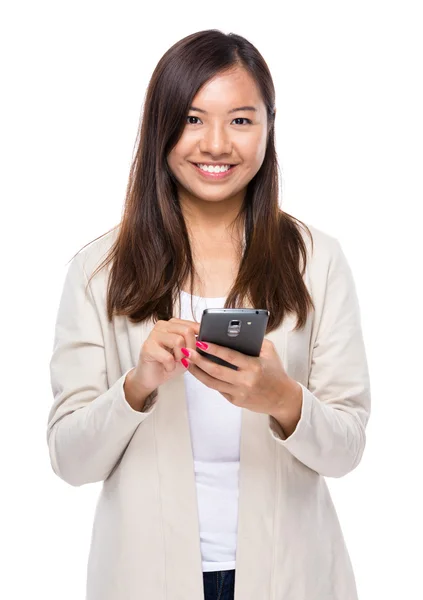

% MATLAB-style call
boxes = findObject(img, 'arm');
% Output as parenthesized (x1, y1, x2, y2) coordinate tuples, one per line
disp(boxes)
(46, 253, 158, 487)
(269, 238, 371, 478)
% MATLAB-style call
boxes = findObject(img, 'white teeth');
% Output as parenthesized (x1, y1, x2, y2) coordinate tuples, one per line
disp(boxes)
(197, 164, 232, 173)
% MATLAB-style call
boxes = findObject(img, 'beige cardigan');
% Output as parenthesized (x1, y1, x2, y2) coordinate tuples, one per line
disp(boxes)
(47, 223, 371, 600)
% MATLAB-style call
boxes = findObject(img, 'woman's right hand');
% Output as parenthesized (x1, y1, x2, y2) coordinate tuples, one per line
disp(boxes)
(124, 317, 200, 409)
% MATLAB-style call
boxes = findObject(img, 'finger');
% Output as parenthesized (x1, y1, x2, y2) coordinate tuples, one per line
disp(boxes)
(153, 330, 190, 362)
(188, 361, 234, 394)
(167, 317, 201, 335)
(153, 322, 197, 361)
(165, 320, 200, 354)
(143, 339, 178, 373)
(186, 346, 239, 385)
(193, 340, 250, 371)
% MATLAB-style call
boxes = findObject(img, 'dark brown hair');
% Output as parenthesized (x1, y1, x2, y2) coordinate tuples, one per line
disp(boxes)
(72, 29, 315, 333)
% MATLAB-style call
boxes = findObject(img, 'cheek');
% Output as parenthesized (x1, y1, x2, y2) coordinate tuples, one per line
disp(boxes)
(255, 143, 267, 164)
(253, 130, 268, 159)
(173, 132, 195, 155)
(167, 139, 189, 165)
(168, 155, 188, 181)
(239, 132, 266, 161)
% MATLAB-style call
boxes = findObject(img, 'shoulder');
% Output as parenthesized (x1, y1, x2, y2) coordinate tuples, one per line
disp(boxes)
(297, 221, 343, 266)
(72, 227, 119, 280)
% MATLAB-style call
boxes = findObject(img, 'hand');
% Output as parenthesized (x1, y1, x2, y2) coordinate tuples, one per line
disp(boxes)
(182, 338, 296, 417)
(130, 317, 200, 395)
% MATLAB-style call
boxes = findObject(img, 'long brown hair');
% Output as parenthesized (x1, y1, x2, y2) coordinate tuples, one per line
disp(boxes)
(72, 29, 315, 333)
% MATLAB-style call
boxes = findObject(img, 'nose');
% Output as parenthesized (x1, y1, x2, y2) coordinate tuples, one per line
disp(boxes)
(198, 122, 232, 157)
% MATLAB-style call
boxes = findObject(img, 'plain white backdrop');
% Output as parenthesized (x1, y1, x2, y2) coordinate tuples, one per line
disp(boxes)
(1, 1, 422, 598)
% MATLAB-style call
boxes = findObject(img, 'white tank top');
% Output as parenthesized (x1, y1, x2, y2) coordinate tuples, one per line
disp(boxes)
(180, 290, 241, 573)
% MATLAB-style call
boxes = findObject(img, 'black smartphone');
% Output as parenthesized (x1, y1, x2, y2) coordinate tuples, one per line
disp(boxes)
(196, 308, 270, 370)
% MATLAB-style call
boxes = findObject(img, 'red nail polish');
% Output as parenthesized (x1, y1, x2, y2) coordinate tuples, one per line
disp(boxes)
(181, 347, 190, 357)
(181, 358, 189, 368)
(196, 341, 208, 350)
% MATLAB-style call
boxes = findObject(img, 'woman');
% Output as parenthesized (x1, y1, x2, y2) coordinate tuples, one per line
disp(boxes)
(47, 30, 371, 600)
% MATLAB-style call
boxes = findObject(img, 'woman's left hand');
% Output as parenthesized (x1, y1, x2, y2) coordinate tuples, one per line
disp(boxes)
(182, 339, 298, 418)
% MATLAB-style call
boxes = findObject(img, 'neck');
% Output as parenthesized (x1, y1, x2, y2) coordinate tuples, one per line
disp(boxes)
(178, 188, 246, 242)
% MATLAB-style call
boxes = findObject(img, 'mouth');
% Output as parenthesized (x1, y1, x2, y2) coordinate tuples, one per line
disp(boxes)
(190, 162, 238, 180)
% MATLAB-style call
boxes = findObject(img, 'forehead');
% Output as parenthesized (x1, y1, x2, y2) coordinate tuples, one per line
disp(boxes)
(191, 68, 264, 112)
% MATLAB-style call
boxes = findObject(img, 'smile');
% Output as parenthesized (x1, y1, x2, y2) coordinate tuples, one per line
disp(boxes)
(190, 162, 238, 180)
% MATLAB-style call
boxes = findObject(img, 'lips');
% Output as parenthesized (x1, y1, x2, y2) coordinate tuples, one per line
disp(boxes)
(192, 162, 236, 167)
(191, 162, 237, 179)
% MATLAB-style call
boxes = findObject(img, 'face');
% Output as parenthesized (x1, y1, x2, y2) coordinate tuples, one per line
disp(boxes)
(167, 67, 270, 207)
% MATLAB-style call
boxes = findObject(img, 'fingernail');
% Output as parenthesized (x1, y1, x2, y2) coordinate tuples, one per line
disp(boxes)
(196, 341, 208, 350)
(181, 347, 190, 358)
(181, 358, 189, 368)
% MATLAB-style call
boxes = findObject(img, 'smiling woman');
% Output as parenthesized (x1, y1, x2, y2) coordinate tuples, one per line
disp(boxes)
(47, 28, 371, 600)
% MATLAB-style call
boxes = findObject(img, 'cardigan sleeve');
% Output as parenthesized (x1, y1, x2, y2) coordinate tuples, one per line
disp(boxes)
(46, 252, 158, 487)
(269, 238, 371, 478)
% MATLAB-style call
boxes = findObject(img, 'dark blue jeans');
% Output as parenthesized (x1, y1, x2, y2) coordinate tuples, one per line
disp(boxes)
(203, 569, 235, 600)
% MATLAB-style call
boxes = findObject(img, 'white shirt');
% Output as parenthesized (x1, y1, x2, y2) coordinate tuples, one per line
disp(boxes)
(180, 290, 241, 573)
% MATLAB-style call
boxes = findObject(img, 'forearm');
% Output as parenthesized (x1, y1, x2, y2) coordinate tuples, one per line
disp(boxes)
(267, 236, 371, 478)
(269, 381, 369, 478)
(48, 370, 157, 486)
(47, 254, 160, 488)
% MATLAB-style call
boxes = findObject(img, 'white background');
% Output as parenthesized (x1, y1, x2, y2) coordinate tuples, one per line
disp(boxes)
(1, 1, 422, 598)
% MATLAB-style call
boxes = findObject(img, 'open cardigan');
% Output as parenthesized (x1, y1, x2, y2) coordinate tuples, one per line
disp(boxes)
(47, 223, 371, 599)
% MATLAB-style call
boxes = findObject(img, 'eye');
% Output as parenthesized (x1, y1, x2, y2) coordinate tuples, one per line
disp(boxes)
(186, 116, 252, 125)
(232, 118, 252, 125)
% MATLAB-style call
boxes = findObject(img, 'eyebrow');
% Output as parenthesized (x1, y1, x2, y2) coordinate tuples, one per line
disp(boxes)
(188, 105, 257, 114)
